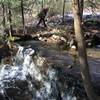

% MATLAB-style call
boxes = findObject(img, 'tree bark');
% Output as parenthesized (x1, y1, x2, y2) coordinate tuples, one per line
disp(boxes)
(21, 0, 25, 34)
(2, 3, 6, 29)
(8, 2, 13, 35)
(62, 0, 66, 23)
(72, 0, 99, 100)
(41, 0, 44, 9)
(78, 0, 84, 21)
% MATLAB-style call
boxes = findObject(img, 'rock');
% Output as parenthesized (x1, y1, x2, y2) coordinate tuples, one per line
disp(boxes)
(71, 45, 76, 49)
(0, 43, 11, 63)
(46, 35, 66, 46)
(92, 34, 100, 46)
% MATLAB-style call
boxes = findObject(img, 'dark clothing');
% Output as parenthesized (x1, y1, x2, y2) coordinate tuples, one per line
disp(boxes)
(37, 18, 47, 27)
(38, 8, 48, 19)
(37, 8, 49, 27)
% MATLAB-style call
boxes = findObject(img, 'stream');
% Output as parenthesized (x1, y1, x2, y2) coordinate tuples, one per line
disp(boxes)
(0, 40, 100, 100)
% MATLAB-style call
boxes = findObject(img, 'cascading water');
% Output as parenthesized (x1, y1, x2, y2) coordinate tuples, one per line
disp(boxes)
(0, 44, 87, 100)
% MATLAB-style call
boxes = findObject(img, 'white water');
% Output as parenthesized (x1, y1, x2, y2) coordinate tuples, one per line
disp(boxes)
(0, 44, 82, 100)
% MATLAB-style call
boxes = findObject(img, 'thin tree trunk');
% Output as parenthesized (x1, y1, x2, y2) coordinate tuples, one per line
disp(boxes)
(62, 0, 66, 23)
(8, 2, 13, 36)
(21, 0, 25, 34)
(72, 0, 99, 100)
(2, 3, 6, 29)
(42, 0, 44, 9)
(78, 0, 84, 21)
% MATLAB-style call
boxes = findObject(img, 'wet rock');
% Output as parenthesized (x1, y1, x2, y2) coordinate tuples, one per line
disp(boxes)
(84, 32, 100, 47)
(92, 34, 100, 46)
(0, 43, 11, 63)
(83, 20, 100, 29)
(0, 94, 7, 100)
(4, 82, 32, 100)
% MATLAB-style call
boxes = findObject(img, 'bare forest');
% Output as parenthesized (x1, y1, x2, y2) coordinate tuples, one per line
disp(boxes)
(0, 0, 100, 100)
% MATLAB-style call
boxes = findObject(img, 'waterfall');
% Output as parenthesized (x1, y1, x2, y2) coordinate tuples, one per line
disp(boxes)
(0, 44, 86, 100)
(0, 45, 42, 100)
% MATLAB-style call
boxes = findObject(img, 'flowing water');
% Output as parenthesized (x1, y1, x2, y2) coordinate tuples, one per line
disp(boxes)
(0, 44, 87, 100)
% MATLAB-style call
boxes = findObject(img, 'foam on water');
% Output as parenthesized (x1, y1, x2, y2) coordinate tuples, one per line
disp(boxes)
(0, 44, 84, 100)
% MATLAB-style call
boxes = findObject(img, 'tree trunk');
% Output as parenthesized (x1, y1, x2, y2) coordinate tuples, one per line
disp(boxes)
(21, 0, 25, 34)
(8, 2, 13, 36)
(72, 0, 99, 100)
(41, 0, 44, 9)
(78, 0, 84, 21)
(62, 0, 66, 23)
(2, 3, 6, 29)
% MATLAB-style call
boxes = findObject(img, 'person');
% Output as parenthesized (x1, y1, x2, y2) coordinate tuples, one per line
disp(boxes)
(36, 6, 49, 27)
